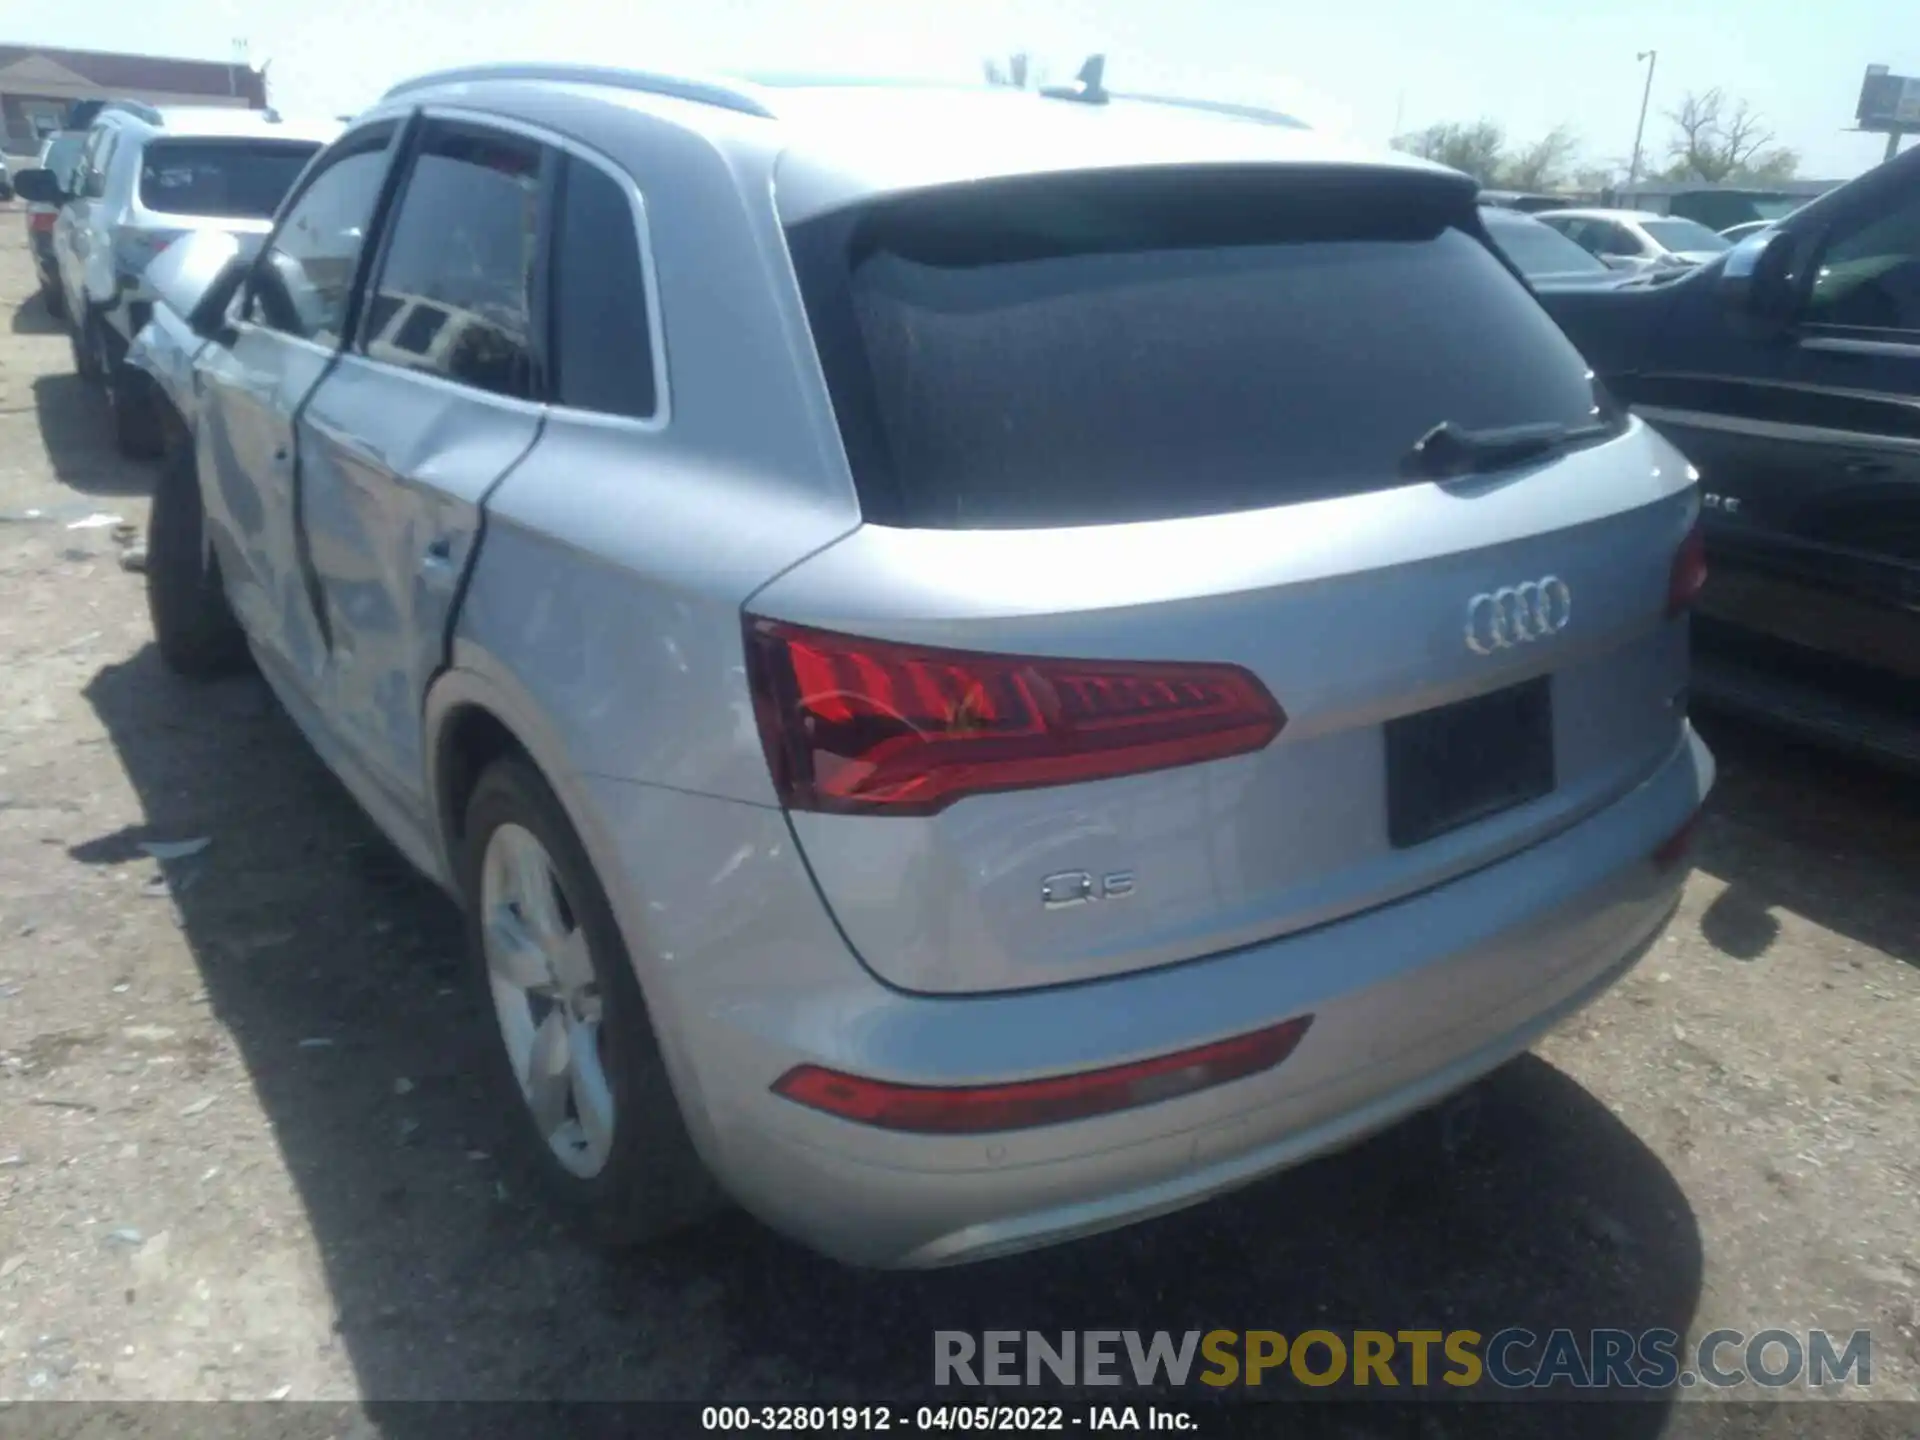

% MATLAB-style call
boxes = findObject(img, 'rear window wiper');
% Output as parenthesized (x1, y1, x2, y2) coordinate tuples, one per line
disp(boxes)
(1401, 418, 1616, 480)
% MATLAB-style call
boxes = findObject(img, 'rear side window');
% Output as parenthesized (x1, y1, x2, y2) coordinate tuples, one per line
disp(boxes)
(363, 123, 543, 400)
(550, 155, 658, 420)
(788, 169, 1606, 528)
(139, 139, 320, 219)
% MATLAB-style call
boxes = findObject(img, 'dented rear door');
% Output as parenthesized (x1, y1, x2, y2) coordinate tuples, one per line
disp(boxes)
(295, 118, 550, 813)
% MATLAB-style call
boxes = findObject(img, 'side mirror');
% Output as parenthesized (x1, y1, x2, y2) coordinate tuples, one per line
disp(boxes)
(143, 230, 258, 342)
(1717, 229, 1795, 326)
(11, 167, 65, 205)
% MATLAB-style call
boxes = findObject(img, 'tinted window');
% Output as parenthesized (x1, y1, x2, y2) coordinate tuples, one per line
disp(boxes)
(1805, 189, 1920, 333)
(253, 127, 394, 345)
(551, 156, 657, 419)
(40, 133, 84, 189)
(1642, 218, 1730, 253)
(789, 169, 1605, 528)
(1591, 223, 1642, 257)
(363, 125, 541, 399)
(1482, 212, 1609, 277)
(139, 139, 319, 219)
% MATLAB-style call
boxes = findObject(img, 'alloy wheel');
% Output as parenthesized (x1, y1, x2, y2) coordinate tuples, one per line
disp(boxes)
(479, 822, 616, 1178)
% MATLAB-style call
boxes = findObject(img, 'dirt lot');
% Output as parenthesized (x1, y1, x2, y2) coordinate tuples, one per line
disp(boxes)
(0, 214, 1916, 1430)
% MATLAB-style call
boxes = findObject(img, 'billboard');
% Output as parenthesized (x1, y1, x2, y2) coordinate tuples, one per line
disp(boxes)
(1857, 66, 1920, 128)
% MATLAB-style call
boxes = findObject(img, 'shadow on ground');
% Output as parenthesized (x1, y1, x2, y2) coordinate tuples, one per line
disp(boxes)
(1690, 711, 1920, 971)
(31, 371, 156, 496)
(81, 644, 1703, 1438)
(11, 288, 63, 335)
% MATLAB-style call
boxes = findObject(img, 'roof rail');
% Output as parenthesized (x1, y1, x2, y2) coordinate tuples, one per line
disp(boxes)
(381, 63, 776, 118)
(1110, 91, 1308, 129)
(99, 98, 166, 126)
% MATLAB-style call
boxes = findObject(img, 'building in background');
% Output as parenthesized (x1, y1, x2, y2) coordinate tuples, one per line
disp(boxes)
(1607, 178, 1843, 232)
(0, 45, 266, 156)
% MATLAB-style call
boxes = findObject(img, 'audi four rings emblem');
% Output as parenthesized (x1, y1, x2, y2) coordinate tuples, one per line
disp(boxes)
(1465, 577, 1573, 655)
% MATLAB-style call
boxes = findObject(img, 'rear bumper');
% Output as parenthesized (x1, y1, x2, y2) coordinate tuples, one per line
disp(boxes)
(586, 724, 1711, 1268)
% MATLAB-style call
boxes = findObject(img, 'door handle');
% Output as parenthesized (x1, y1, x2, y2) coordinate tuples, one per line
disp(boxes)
(1841, 456, 1891, 477)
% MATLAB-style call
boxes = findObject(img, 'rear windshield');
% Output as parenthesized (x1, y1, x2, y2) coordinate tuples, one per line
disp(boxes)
(789, 169, 1607, 528)
(1483, 211, 1610, 277)
(139, 139, 321, 219)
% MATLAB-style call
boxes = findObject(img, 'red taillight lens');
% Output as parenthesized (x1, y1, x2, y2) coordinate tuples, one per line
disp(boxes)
(1667, 524, 1707, 617)
(772, 1016, 1314, 1134)
(28, 211, 56, 233)
(1653, 810, 1701, 870)
(744, 619, 1285, 816)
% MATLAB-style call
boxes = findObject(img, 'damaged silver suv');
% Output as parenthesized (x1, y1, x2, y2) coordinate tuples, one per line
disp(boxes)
(131, 64, 1712, 1266)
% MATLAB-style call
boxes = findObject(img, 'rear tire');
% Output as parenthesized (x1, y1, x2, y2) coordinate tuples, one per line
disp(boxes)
(69, 305, 98, 381)
(94, 319, 161, 458)
(460, 756, 719, 1247)
(106, 363, 162, 459)
(146, 433, 251, 679)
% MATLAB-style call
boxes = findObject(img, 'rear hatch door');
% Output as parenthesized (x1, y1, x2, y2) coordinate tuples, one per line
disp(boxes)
(753, 164, 1700, 995)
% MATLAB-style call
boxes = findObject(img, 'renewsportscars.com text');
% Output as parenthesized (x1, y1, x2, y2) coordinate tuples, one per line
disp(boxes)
(934, 1328, 1872, 1391)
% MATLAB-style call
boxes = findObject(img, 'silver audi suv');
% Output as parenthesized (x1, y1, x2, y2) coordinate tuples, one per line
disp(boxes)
(130, 64, 1714, 1267)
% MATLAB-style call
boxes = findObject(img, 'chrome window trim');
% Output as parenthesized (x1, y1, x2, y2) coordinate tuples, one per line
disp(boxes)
(1636, 404, 1920, 455)
(1800, 334, 1920, 361)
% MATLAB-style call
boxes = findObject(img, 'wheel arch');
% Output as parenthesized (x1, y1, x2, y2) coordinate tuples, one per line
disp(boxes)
(422, 653, 724, 1154)
(423, 654, 630, 929)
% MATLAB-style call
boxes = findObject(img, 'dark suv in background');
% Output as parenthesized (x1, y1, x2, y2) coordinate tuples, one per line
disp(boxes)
(1541, 143, 1920, 771)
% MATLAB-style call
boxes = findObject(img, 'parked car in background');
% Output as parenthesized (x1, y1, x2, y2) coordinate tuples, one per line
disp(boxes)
(1537, 143, 1920, 772)
(0, 152, 12, 201)
(1536, 208, 1732, 273)
(1479, 189, 1578, 214)
(13, 103, 335, 456)
(24, 129, 87, 316)
(1480, 205, 1650, 292)
(132, 64, 1711, 1267)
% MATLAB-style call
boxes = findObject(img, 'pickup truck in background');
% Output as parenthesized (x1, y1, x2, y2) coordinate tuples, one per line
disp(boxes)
(1539, 143, 1920, 772)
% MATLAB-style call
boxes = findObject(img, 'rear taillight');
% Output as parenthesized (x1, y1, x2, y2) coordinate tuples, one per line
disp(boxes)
(28, 211, 55, 233)
(1667, 524, 1707, 617)
(744, 619, 1285, 816)
(772, 1015, 1314, 1133)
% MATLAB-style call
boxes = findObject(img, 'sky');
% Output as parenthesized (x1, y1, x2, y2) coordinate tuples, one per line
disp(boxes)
(3, 0, 1914, 180)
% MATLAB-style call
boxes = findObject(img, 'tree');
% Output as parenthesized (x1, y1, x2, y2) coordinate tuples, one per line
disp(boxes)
(1391, 120, 1509, 186)
(1572, 162, 1626, 195)
(1392, 120, 1586, 191)
(1503, 124, 1580, 191)
(1663, 89, 1799, 183)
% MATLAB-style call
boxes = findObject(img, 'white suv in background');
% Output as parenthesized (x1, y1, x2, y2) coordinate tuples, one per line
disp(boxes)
(32, 102, 336, 455)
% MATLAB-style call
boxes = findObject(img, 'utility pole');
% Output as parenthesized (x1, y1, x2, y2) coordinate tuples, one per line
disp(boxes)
(1627, 49, 1658, 189)
(1887, 130, 1905, 164)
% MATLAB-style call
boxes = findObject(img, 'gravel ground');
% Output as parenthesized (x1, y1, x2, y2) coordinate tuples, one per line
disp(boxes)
(0, 215, 1915, 1434)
